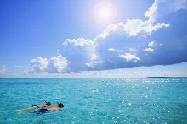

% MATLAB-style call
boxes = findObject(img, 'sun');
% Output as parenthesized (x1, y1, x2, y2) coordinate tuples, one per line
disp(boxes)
(98, 6, 111, 21)
(94, 2, 117, 24)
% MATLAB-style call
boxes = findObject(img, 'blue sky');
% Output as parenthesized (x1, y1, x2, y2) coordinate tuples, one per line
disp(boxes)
(0, 0, 187, 78)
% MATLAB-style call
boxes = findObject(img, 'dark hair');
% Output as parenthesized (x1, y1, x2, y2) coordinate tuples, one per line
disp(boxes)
(44, 100, 51, 106)
(46, 102, 51, 106)
(58, 103, 64, 108)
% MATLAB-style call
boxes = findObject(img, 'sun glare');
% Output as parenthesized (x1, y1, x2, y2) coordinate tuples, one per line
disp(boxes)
(94, 2, 117, 24)
(98, 6, 111, 20)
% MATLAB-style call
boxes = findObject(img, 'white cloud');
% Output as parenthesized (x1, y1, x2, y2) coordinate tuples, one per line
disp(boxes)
(147, 0, 187, 21)
(31, 56, 68, 73)
(145, 0, 158, 23)
(95, 0, 169, 39)
(59, 37, 97, 70)
(148, 41, 156, 47)
(108, 48, 123, 52)
(47, 56, 68, 73)
(0, 65, 6, 74)
(108, 48, 115, 52)
(122, 19, 146, 35)
(119, 53, 140, 62)
(95, 24, 118, 39)
(144, 41, 156, 52)
(31, 57, 48, 72)
(64, 38, 94, 47)
(29, 0, 187, 73)
(29, 0, 170, 73)
(144, 48, 154, 52)
(95, 19, 169, 39)
(85, 59, 103, 68)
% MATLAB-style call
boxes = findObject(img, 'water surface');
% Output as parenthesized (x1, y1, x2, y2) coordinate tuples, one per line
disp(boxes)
(0, 78, 186, 124)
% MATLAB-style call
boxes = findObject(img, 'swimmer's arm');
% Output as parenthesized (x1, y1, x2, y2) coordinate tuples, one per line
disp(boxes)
(16, 105, 41, 111)
(16, 109, 27, 111)
(47, 107, 59, 111)
(16, 107, 36, 111)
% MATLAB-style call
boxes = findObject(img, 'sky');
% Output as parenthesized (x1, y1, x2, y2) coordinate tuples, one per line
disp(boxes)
(0, 0, 187, 78)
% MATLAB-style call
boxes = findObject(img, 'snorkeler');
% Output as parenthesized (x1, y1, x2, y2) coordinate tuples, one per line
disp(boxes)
(16, 100, 51, 112)
(47, 102, 64, 111)
(31, 102, 64, 115)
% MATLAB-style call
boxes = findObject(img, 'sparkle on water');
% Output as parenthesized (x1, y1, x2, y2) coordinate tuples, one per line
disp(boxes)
(0, 78, 187, 124)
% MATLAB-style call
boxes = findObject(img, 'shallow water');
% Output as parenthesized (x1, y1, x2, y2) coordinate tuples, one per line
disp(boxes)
(0, 78, 187, 124)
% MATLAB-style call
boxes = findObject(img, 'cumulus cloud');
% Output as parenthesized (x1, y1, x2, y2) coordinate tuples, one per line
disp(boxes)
(144, 48, 154, 52)
(148, 41, 156, 47)
(31, 56, 67, 73)
(95, 24, 118, 39)
(108, 48, 123, 52)
(145, 0, 158, 23)
(119, 53, 140, 62)
(47, 56, 68, 73)
(94, 0, 170, 39)
(95, 19, 169, 39)
(30, 0, 187, 73)
(146, 0, 187, 22)
(31, 57, 48, 72)
(59, 38, 96, 72)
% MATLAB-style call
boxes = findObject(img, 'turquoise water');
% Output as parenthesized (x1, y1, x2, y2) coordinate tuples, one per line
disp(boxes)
(0, 78, 187, 124)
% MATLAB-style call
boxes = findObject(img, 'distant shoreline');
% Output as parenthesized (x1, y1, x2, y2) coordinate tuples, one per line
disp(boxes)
(0, 77, 187, 79)
(147, 77, 181, 78)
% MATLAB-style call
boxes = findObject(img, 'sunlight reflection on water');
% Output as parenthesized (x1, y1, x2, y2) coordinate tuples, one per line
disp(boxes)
(0, 78, 187, 124)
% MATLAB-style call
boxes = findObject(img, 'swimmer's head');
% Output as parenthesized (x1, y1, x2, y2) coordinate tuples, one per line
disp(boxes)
(57, 102, 64, 108)
(44, 100, 51, 106)
(46, 102, 51, 106)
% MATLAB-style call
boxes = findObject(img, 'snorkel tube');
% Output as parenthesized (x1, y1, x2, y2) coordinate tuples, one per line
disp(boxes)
(44, 100, 51, 106)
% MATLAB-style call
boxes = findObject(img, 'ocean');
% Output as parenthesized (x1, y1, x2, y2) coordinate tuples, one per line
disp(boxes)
(0, 78, 186, 124)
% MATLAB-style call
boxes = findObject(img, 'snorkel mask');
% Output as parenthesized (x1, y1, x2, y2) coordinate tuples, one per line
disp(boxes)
(44, 100, 51, 106)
